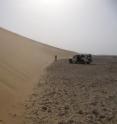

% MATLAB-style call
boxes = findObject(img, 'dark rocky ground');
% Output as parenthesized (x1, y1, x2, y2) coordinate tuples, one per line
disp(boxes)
(24, 56, 117, 124)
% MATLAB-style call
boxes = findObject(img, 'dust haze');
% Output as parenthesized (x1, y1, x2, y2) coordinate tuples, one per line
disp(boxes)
(0, 0, 117, 55)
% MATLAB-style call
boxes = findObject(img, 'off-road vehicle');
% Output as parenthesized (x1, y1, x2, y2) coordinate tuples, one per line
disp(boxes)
(69, 54, 92, 64)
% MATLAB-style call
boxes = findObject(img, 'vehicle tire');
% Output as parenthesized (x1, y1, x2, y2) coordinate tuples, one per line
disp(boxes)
(87, 62, 90, 64)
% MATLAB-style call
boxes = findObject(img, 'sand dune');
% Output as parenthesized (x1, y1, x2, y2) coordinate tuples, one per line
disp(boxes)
(0, 28, 74, 124)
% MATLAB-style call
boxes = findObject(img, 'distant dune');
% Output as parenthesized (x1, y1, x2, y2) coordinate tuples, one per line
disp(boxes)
(0, 28, 74, 124)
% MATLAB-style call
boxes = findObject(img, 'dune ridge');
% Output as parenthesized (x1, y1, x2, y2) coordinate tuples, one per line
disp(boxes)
(0, 28, 74, 124)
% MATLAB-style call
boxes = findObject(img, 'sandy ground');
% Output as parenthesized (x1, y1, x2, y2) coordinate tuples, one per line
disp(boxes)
(0, 28, 74, 124)
(24, 57, 117, 124)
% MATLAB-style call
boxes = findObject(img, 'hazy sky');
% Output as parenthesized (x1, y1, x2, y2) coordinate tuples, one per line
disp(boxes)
(0, 0, 117, 55)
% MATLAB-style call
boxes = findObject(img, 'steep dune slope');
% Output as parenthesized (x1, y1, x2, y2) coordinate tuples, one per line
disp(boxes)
(0, 28, 74, 124)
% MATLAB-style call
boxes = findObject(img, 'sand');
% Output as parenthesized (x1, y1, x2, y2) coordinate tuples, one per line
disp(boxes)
(1, 28, 117, 124)
(0, 28, 74, 124)
(24, 57, 117, 124)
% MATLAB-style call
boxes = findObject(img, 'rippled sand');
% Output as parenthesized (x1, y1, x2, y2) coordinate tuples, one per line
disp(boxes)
(25, 57, 117, 124)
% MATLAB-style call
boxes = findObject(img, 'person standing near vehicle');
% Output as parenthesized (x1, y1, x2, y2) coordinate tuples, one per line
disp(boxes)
(55, 55, 57, 62)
